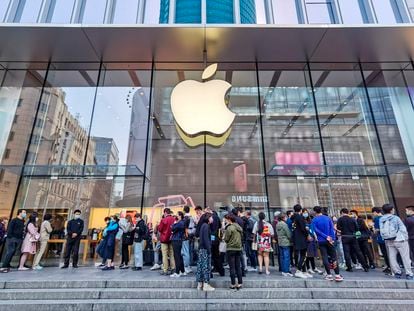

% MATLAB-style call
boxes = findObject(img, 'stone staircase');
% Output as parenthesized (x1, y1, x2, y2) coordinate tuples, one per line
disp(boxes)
(0, 278, 413, 311)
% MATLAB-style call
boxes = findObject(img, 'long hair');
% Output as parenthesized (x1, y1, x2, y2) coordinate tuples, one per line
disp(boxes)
(26, 213, 38, 231)
(258, 212, 266, 235)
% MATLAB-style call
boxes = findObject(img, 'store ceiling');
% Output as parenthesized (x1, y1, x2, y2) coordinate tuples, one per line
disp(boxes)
(0, 24, 414, 65)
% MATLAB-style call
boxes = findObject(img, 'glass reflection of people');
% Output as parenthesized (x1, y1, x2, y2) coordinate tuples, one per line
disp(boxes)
(62, 209, 84, 269)
(32, 214, 53, 270)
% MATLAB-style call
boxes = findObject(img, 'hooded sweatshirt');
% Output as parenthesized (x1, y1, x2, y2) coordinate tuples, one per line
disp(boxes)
(380, 214, 408, 242)
(224, 223, 243, 251)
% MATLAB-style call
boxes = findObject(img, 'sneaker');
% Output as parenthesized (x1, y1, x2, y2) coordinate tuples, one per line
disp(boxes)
(335, 275, 344, 282)
(346, 268, 353, 272)
(236, 285, 242, 290)
(160, 270, 168, 275)
(282, 272, 294, 277)
(325, 274, 334, 281)
(355, 264, 363, 270)
(32, 266, 43, 270)
(304, 272, 313, 278)
(0, 268, 10, 273)
(170, 273, 180, 278)
(265, 271, 271, 275)
(185, 267, 192, 274)
(60, 265, 69, 269)
(370, 264, 376, 270)
(119, 264, 125, 269)
(102, 266, 112, 271)
(150, 264, 161, 271)
(119, 265, 129, 270)
(132, 267, 142, 271)
(96, 263, 105, 268)
(406, 275, 413, 280)
(295, 271, 308, 279)
(179, 271, 187, 276)
(247, 267, 257, 272)
(307, 269, 315, 274)
(17, 267, 29, 271)
(314, 268, 324, 274)
(395, 273, 402, 279)
(203, 283, 215, 292)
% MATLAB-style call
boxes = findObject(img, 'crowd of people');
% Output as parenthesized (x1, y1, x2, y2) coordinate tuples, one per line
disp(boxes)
(0, 203, 414, 291)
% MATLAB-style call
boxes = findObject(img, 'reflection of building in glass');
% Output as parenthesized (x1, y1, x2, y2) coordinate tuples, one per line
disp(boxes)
(92, 137, 119, 166)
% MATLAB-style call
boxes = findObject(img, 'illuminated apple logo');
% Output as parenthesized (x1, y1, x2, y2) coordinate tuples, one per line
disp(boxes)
(170, 64, 235, 147)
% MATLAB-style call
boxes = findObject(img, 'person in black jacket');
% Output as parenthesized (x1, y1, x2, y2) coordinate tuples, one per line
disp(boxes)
(351, 210, 375, 269)
(132, 213, 147, 271)
(196, 212, 215, 292)
(0, 209, 26, 273)
(243, 211, 257, 271)
(337, 208, 369, 272)
(208, 208, 225, 277)
(62, 209, 84, 269)
(291, 204, 309, 278)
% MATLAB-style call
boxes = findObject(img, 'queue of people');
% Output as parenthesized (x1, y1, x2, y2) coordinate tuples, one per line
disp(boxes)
(0, 203, 413, 288)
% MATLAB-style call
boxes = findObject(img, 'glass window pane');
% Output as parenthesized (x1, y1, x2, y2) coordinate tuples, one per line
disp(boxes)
(176, 0, 201, 23)
(47, 0, 75, 23)
(145, 0, 161, 24)
(305, 2, 335, 24)
(408, 0, 414, 21)
(112, 0, 139, 24)
(82, 0, 107, 24)
(371, 0, 400, 23)
(0, 0, 10, 22)
(337, 0, 366, 24)
(15, 0, 42, 23)
(272, 0, 300, 24)
(207, 0, 234, 23)
(240, 0, 256, 24)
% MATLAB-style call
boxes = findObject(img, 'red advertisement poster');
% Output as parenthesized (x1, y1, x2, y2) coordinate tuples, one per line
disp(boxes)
(234, 163, 248, 193)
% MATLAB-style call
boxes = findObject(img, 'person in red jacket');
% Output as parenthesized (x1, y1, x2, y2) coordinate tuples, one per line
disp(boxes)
(158, 208, 176, 275)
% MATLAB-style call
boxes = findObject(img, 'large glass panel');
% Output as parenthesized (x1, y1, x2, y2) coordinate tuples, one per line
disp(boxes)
(146, 0, 162, 24)
(259, 64, 323, 214)
(207, 0, 234, 23)
(175, 0, 202, 23)
(0, 66, 45, 219)
(337, 0, 368, 24)
(371, 0, 403, 23)
(205, 64, 266, 217)
(26, 64, 100, 166)
(305, 0, 336, 24)
(0, 0, 10, 22)
(240, 0, 256, 23)
(408, 0, 414, 21)
(112, 0, 140, 24)
(14, 0, 42, 23)
(81, 0, 108, 24)
(46, 0, 75, 23)
(271, 0, 301, 24)
(144, 64, 204, 224)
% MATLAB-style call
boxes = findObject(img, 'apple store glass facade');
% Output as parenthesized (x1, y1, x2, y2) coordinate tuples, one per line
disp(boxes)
(1, 62, 414, 265)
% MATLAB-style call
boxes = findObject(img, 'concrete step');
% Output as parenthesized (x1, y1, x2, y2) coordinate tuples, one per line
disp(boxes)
(0, 298, 414, 311)
(2, 279, 413, 289)
(0, 287, 413, 301)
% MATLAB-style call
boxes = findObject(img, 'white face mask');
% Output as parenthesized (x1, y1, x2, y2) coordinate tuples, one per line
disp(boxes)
(74, 214, 81, 220)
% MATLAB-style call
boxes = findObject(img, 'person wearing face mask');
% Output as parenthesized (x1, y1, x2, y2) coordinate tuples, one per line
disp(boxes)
(196, 212, 215, 291)
(101, 215, 120, 271)
(19, 213, 40, 271)
(62, 209, 84, 269)
(0, 209, 26, 273)
(32, 214, 53, 270)
(404, 206, 414, 263)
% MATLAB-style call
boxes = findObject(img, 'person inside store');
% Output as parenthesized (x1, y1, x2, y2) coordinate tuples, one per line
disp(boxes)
(61, 209, 84, 269)
(18, 212, 40, 271)
(0, 209, 26, 273)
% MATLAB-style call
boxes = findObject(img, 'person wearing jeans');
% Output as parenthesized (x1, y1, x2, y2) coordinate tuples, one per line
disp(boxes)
(224, 213, 243, 290)
(380, 204, 413, 280)
(312, 206, 343, 282)
(132, 213, 147, 271)
(372, 207, 391, 274)
(276, 213, 292, 276)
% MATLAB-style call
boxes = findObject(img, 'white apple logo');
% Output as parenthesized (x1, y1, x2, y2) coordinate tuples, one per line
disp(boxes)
(170, 63, 235, 146)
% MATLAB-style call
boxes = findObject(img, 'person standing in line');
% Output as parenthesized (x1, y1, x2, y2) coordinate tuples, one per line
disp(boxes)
(337, 208, 369, 272)
(101, 215, 119, 271)
(191, 206, 204, 265)
(253, 212, 274, 275)
(276, 213, 293, 277)
(0, 209, 26, 273)
(208, 207, 225, 277)
(170, 211, 186, 278)
(32, 214, 53, 270)
(372, 207, 391, 274)
(0, 217, 8, 248)
(244, 211, 257, 272)
(312, 206, 343, 282)
(150, 222, 162, 270)
(380, 204, 413, 280)
(119, 214, 134, 269)
(291, 204, 309, 278)
(224, 213, 243, 290)
(182, 205, 194, 274)
(18, 213, 40, 271)
(196, 212, 215, 291)
(333, 216, 346, 269)
(350, 209, 375, 269)
(132, 213, 147, 271)
(158, 208, 176, 275)
(62, 209, 84, 269)
(303, 210, 322, 275)
(286, 210, 296, 268)
(404, 206, 414, 263)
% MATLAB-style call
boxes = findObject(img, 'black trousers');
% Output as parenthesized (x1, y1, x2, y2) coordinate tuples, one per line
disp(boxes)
(409, 239, 414, 264)
(378, 242, 390, 268)
(319, 242, 340, 275)
(342, 238, 368, 269)
(290, 246, 298, 267)
(121, 243, 130, 265)
(64, 237, 81, 266)
(306, 257, 316, 270)
(2, 237, 22, 268)
(212, 240, 224, 276)
(172, 240, 184, 274)
(297, 249, 307, 272)
(358, 239, 374, 266)
(227, 250, 243, 286)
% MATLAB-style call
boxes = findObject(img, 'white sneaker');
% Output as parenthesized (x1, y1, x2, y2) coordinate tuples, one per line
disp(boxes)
(355, 264, 363, 270)
(304, 272, 313, 278)
(170, 273, 180, 278)
(150, 264, 161, 271)
(314, 268, 324, 274)
(203, 283, 215, 292)
(185, 267, 192, 274)
(247, 267, 257, 272)
(197, 282, 203, 291)
(295, 271, 308, 279)
(179, 271, 187, 276)
(282, 272, 293, 277)
(307, 269, 315, 274)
